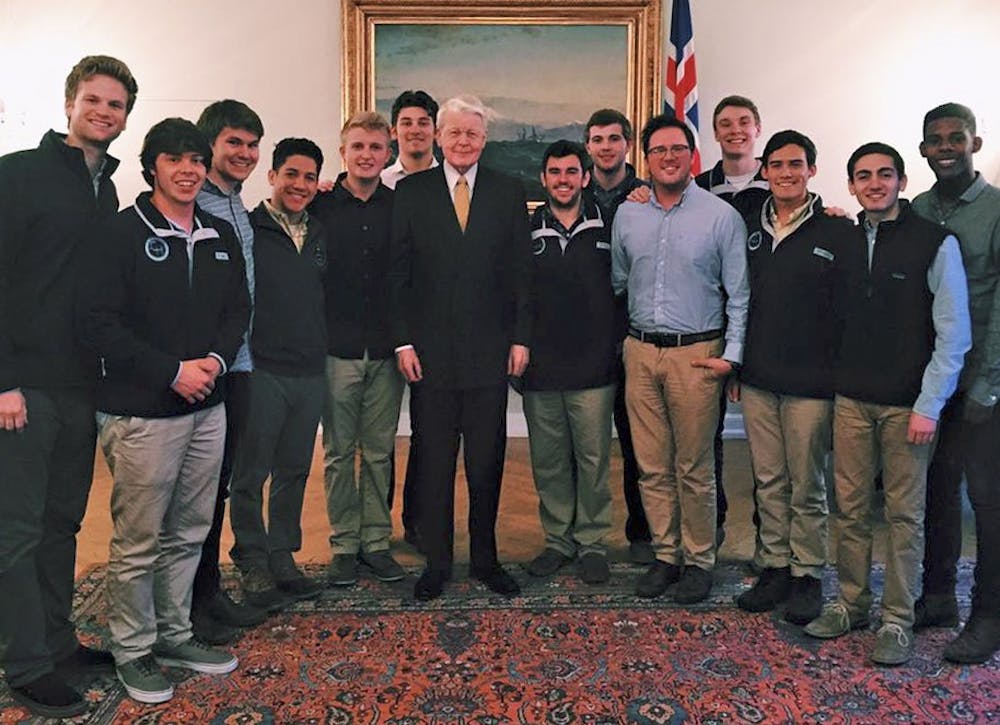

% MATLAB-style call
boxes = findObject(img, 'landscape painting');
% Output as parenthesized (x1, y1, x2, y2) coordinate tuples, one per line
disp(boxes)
(374, 24, 627, 200)
(342, 0, 662, 205)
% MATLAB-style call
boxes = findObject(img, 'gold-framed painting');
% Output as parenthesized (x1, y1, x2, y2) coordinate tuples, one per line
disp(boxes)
(342, 0, 662, 201)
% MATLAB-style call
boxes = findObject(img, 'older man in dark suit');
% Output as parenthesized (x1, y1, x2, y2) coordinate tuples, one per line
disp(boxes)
(390, 95, 533, 601)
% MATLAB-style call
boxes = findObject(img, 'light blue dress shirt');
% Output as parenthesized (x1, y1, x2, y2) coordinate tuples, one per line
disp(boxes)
(611, 181, 750, 363)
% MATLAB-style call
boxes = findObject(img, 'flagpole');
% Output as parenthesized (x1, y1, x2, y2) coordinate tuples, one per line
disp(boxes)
(664, 0, 701, 174)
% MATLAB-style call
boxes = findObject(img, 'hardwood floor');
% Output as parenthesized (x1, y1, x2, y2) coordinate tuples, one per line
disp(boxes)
(77, 437, 974, 577)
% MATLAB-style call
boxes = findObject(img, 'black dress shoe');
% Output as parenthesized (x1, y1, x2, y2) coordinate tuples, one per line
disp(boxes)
(914, 593, 959, 630)
(784, 575, 823, 625)
(54, 644, 115, 675)
(944, 615, 1000, 664)
(8, 673, 86, 719)
(414, 569, 448, 601)
(736, 567, 791, 613)
(636, 560, 681, 598)
(191, 611, 241, 645)
(202, 590, 268, 627)
(404, 528, 425, 554)
(277, 575, 325, 601)
(471, 565, 521, 597)
(673, 565, 713, 604)
(244, 586, 297, 613)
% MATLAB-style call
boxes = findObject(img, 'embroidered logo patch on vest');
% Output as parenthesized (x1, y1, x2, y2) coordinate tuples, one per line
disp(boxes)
(533, 237, 546, 256)
(215, 251, 230, 261)
(145, 237, 169, 262)
(747, 231, 763, 251)
(812, 246, 834, 261)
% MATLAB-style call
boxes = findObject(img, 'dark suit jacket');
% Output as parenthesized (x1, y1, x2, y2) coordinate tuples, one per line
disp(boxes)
(389, 165, 533, 389)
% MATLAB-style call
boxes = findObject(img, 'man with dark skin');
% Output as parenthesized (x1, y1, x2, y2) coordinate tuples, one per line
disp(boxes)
(911, 102, 1000, 664)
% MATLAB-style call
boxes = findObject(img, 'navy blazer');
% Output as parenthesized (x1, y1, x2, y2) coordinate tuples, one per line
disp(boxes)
(389, 165, 533, 389)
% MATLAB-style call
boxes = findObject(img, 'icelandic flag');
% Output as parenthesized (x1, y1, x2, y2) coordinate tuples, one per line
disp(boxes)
(664, 0, 701, 174)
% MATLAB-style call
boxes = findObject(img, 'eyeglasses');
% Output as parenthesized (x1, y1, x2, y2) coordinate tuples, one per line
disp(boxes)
(647, 144, 690, 157)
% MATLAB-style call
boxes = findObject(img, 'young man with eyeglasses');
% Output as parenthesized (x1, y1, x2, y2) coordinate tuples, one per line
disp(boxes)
(611, 114, 748, 604)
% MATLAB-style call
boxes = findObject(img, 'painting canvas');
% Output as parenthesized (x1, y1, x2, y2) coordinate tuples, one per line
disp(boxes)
(374, 24, 628, 200)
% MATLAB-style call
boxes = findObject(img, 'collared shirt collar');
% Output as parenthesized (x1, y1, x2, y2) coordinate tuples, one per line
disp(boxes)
(926, 172, 988, 210)
(764, 192, 817, 244)
(443, 160, 479, 198)
(333, 170, 390, 204)
(201, 175, 244, 199)
(534, 199, 604, 252)
(90, 156, 108, 196)
(263, 199, 309, 251)
(539, 196, 604, 235)
(648, 178, 694, 212)
(46, 130, 120, 194)
(594, 162, 640, 198)
(133, 192, 219, 243)
(385, 155, 439, 177)
(380, 156, 439, 189)
(958, 172, 988, 203)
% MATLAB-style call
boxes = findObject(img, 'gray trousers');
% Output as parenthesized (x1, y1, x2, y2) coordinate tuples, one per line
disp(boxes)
(523, 385, 615, 556)
(229, 369, 325, 567)
(99, 405, 225, 664)
(0, 387, 95, 686)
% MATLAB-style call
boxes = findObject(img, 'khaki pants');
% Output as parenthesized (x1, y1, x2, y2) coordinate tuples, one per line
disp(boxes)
(99, 405, 225, 664)
(741, 384, 832, 578)
(322, 355, 404, 555)
(624, 336, 722, 569)
(523, 384, 615, 556)
(833, 395, 930, 628)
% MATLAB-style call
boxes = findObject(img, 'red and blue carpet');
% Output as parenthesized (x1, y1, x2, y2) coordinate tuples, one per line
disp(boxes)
(1, 562, 995, 724)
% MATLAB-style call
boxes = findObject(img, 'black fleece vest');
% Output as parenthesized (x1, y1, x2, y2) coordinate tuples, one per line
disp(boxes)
(836, 208, 946, 406)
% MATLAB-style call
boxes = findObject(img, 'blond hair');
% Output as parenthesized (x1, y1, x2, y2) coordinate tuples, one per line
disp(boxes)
(340, 111, 391, 144)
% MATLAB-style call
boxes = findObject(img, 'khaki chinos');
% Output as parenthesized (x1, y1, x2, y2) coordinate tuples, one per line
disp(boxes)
(741, 383, 832, 577)
(322, 354, 404, 555)
(523, 384, 615, 556)
(832, 395, 930, 628)
(624, 335, 723, 569)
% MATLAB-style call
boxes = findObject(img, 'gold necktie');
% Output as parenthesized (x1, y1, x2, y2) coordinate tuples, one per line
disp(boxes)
(454, 175, 470, 232)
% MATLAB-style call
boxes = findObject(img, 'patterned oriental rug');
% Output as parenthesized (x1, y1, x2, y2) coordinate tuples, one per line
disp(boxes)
(0, 562, 995, 724)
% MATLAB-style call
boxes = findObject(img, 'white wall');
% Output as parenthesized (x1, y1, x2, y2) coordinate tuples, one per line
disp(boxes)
(0, 0, 342, 208)
(2, 0, 998, 436)
(3, 0, 998, 210)
(686, 0, 1000, 210)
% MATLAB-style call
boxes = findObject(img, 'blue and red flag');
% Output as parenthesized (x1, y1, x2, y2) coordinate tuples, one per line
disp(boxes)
(664, 0, 701, 173)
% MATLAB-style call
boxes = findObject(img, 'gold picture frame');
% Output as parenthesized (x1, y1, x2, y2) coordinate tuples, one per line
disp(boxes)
(342, 0, 662, 199)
